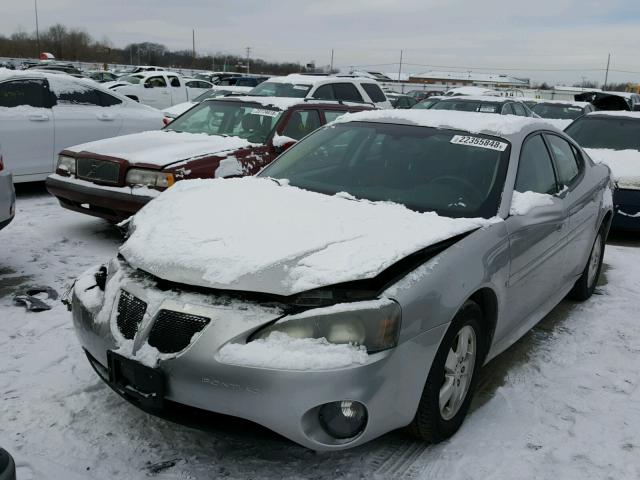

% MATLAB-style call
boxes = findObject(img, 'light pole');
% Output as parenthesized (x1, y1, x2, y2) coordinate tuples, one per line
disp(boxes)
(34, 0, 40, 57)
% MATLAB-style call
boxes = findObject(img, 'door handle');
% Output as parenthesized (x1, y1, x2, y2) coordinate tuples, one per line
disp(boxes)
(28, 114, 49, 121)
(97, 114, 115, 121)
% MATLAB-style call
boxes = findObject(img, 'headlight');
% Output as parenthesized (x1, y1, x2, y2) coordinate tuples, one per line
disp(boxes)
(125, 168, 174, 188)
(252, 300, 401, 353)
(57, 155, 76, 175)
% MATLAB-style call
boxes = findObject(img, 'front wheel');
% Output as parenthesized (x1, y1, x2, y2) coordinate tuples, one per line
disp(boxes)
(569, 228, 605, 301)
(407, 300, 484, 442)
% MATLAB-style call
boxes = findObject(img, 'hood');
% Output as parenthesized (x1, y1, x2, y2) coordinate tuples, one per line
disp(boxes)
(120, 177, 493, 296)
(585, 148, 640, 190)
(66, 130, 255, 167)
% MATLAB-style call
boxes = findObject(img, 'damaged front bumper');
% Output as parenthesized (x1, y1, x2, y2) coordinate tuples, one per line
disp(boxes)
(71, 261, 446, 451)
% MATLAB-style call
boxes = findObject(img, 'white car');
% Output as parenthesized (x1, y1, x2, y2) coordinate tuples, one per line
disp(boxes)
(0, 70, 164, 183)
(249, 74, 392, 109)
(107, 72, 210, 110)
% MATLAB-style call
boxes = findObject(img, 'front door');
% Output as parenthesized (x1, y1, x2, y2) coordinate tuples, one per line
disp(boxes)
(0, 78, 54, 179)
(500, 133, 567, 341)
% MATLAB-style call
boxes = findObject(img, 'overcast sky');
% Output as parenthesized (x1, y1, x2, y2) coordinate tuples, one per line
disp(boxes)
(3, 0, 640, 85)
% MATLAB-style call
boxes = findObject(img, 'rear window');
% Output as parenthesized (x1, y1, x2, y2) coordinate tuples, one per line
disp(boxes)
(361, 83, 387, 103)
(533, 103, 585, 120)
(565, 116, 640, 150)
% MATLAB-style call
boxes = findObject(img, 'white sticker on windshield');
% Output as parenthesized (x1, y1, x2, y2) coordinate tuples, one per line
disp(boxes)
(450, 135, 508, 151)
(250, 108, 279, 117)
(293, 85, 309, 90)
(479, 105, 498, 113)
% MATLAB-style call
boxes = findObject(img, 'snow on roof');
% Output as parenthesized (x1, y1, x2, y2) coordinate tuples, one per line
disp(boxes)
(412, 70, 529, 85)
(445, 86, 502, 97)
(383, 72, 411, 82)
(529, 98, 591, 107)
(213, 95, 305, 110)
(438, 95, 512, 103)
(585, 148, 640, 189)
(65, 130, 255, 166)
(587, 111, 640, 119)
(333, 109, 547, 137)
(552, 86, 602, 93)
(120, 177, 492, 295)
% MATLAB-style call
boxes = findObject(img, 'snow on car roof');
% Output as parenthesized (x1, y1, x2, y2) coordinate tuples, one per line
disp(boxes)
(332, 109, 550, 137)
(587, 111, 640, 120)
(212, 95, 309, 110)
(263, 74, 375, 86)
(445, 86, 501, 96)
(437, 95, 515, 103)
(528, 99, 591, 107)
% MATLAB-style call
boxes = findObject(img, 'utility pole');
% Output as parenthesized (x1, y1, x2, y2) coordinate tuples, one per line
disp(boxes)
(245, 46, 251, 74)
(603, 53, 611, 90)
(329, 49, 334, 73)
(34, 0, 40, 57)
(192, 29, 196, 61)
(397, 49, 404, 93)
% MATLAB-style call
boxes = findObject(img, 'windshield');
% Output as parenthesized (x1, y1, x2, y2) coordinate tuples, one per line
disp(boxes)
(250, 81, 311, 98)
(565, 116, 640, 150)
(412, 98, 440, 110)
(260, 122, 510, 218)
(165, 100, 283, 143)
(119, 75, 143, 84)
(533, 103, 584, 120)
(431, 100, 501, 113)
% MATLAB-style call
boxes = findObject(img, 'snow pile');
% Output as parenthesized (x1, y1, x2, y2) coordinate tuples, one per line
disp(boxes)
(271, 132, 297, 148)
(541, 118, 573, 130)
(510, 191, 555, 216)
(120, 177, 493, 295)
(275, 298, 394, 323)
(214, 156, 243, 177)
(217, 332, 368, 370)
(65, 130, 254, 167)
(584, 148, 640, 189)
(333, 109, 547, 137)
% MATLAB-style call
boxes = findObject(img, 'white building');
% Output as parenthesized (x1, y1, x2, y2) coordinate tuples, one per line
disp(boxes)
(409, 70, 530, 89)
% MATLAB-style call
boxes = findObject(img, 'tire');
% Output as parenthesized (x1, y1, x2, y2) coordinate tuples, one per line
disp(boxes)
(569, 227, 605, 301)
(407, 300, 485, 443)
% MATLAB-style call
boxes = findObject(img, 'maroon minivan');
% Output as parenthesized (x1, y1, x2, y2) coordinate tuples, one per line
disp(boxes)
(46, 96, 370, 222)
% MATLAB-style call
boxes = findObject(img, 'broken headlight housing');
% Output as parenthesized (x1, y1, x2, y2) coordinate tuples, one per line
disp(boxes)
(252, 300, 401, 353)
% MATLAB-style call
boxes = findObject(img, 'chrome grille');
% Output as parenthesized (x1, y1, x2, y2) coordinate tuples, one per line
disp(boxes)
(116, 290, 147, 340)
(148, 310, 210, 354)
(76, 158, 120, 184)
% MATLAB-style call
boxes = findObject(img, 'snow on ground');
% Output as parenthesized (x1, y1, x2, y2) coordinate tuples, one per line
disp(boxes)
(1, 186, 640, 480)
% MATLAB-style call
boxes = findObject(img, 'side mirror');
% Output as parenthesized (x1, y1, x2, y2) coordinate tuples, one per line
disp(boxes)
(272, 135, 297, 154)
(144, 83, 152, 88)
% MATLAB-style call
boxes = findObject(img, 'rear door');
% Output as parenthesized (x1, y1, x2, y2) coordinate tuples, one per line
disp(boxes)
(141, 75, 170, 109)
(0, 78, 54, 179)
(49, 77, 123, 156)
(502, 133, 567, 338)
(167, 75, 188, 105)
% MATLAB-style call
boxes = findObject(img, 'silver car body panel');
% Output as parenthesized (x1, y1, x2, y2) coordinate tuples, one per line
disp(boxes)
(0, 167, 15, 229)
(71, 117, 612, 451)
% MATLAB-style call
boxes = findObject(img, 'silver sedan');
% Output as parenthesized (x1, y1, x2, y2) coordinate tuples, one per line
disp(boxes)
(70, 110, 612, 451)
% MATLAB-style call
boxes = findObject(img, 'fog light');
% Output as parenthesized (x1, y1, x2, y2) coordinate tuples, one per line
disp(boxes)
(318, 400, 367, 439)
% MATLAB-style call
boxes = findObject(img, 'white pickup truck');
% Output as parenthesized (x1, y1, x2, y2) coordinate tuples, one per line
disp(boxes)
(108, 72, 212, 109)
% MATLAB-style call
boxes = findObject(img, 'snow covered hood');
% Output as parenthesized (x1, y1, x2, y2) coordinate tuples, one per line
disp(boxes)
(65, 130, 254, 167)
(585, 148, 640, 189)
(120, 178, 492, 296)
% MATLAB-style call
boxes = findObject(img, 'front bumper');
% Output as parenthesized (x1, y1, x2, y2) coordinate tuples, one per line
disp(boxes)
(72, 265, 445, 451)
(613, 188, 640, 231)
(46, 174, 157, 222)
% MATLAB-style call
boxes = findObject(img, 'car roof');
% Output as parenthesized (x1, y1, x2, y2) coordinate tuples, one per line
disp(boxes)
(528, 98, 591, 108)
(330, 109, 555, 140)
(263, 74, 379, 86)
(206, 95, 372, 111)
(436, 95, 515, 103)
(586, 111, 640, 120)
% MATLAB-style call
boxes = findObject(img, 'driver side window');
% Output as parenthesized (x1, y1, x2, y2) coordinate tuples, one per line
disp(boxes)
(515, 134, 558, 194)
